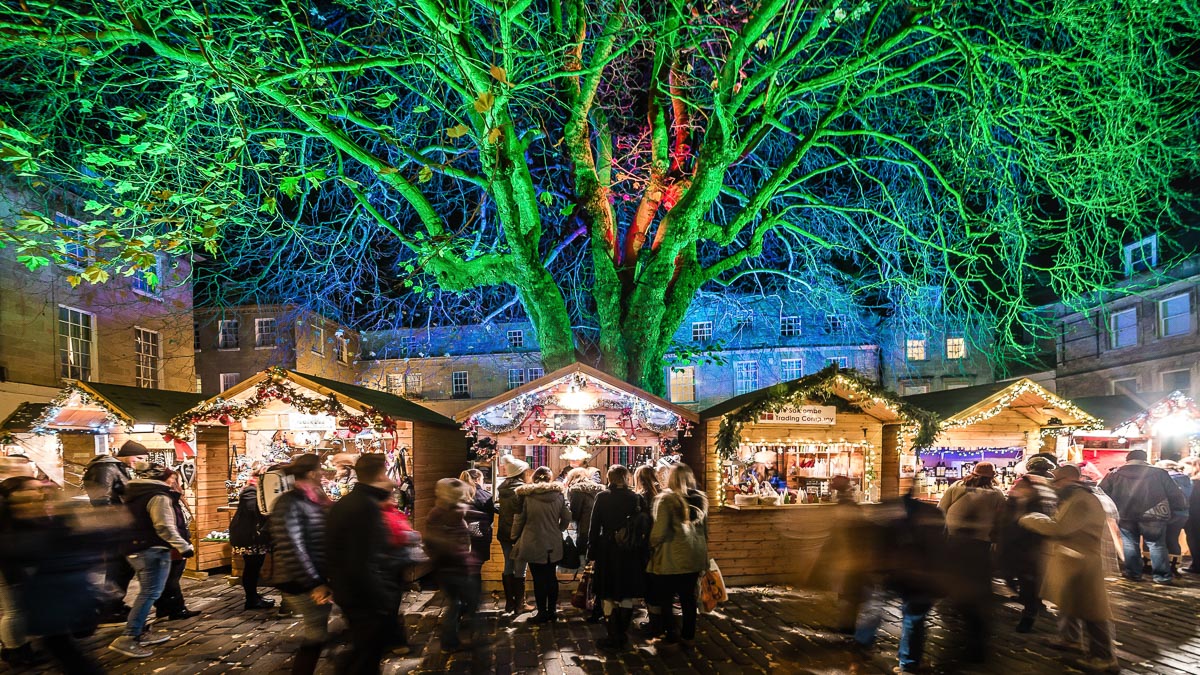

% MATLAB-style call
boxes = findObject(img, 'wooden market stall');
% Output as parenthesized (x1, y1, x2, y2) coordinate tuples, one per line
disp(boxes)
(1072, 390, 1197, 473)
(901, 379, 1102, 501)
(22, 381, 210, 569)
(456, 363, 698, 588)
(166, 368, 465, 571)
(684, 366, 939, 585)
(2, 402, 60, 485)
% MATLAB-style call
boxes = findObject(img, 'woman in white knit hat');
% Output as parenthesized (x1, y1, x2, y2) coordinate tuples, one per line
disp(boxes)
(496, 454, 532, 615)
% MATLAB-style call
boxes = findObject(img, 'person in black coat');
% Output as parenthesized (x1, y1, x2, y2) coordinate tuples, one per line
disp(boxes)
(81, 440, 147, 623)
(228, 468, 275, 610)
(326, 454, 418, 672)
(459, 469, 494, 564)
(587, 465, 649, 647)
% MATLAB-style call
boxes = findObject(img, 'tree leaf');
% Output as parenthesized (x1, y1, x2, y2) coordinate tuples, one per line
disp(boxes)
(489, 65, 508, 85)
(446, 124, 470, 139)
(473, 92, 495, 114)
(418, 166, 433, 183)
(413, 105, 431, 114)
(81, 264, 109, 284)
(487, 127, 502, 144)
(373, 92, 399, 108)
(16, 254, 49, 271)
(213, 92, 237, 105)
(538, 192, 554, 207)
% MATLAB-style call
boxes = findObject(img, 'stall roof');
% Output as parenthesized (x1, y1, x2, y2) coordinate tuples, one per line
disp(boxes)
(700, 366, 916, 424)
(213, 370, 459, 427)
(455, 362, 699, 424)
(1, 402, 50, 433)
(902, 379, 1101, 429)
(32, 381, 207, 430)
(1072, 392, 1167, 430)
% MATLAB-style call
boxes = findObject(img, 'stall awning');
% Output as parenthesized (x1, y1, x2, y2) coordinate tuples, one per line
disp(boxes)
(1, 402, 50, 434)
(1072, 392, 1168, 432)
(32, 381, 207, 431)
(1109, 390, 1198, 437)
(902, 379, 1102, 430)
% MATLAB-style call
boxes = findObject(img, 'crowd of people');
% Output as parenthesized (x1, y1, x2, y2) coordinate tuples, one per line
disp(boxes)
(841, 448, 1198, 674)
(0, 445, 710, 674)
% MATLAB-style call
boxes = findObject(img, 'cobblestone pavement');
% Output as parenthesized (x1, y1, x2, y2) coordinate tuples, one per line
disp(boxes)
(5, 571, 1200, 674)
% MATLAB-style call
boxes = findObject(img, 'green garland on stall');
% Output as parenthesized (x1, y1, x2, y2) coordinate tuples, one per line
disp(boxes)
(714, 365, 941, 462)
(32, 383, 129, 435)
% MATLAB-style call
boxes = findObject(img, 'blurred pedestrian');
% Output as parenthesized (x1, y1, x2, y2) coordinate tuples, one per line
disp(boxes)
(648, 463, 708, 647)
(269, 454, 332, 675)
(327, 453, 416, 672)
(154, 469, 200, 621)
(83, 440, 148, 624)
(938, 461, 1004, 664)
(633, 464, 662, 633)
(588, 465, 649, 649)
(997, 456, 1058, 633)
(1181, 456, 1200, 573)
(1156, 458, 1193, 576)
(425, 478, 482, 652)
(0, 476, 41, 667)
(108, 462, 194, 659)
(496, 454, 532, 615)
(459, 469, 494, 565)
(228, 466, 276, 610)
(1099, 449, 1187, 583)
(566, 467, 604, 622)
(512, 466, 570, 623)
(1020, 464, 1119, 673)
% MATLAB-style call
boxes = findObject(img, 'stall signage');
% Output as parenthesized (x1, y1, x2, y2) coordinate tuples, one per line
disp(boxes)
(554, 414, 606, 431)
(290, 413, 336, 431)
(757, 405, 836, 425)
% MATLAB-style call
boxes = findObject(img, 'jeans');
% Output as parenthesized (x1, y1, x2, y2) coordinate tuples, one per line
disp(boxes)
(658, 572, 700, 640)
(500, 541, 527, 578)
(436, 571, 480, 649)
(1120, 522, 1170, 581)
(1059, 613, 1114, 661)
(853, 588, 931, 670)
(154, 558, 187, 617)
(528, 562, 558, 615)
(124, 548, 172, 638)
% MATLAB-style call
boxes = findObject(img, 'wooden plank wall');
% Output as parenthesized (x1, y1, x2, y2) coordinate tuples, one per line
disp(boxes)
(880, 424, 901, 499)
(707, 507, 834, 586)
(410, 422, 469, 535)
(193, 426, 233, 572)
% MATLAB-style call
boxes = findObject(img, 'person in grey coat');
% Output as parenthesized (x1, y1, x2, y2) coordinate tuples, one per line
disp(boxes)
(512, 466, 570, 623)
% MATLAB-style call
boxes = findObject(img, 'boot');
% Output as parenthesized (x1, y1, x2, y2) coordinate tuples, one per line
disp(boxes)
(638, 610, 663, 636)
(502, 575, 517, 614)
(597, 611, 623, 650)
(515, 575, 533, 612)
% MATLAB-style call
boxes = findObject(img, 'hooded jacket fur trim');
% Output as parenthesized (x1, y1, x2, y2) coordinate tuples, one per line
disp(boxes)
(568, 481, 605, 495)
(514, 481, 566, 496)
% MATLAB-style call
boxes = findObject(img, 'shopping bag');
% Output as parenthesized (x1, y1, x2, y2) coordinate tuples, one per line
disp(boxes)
(697, 558, 727, 613)
(571, 567, 594, 610)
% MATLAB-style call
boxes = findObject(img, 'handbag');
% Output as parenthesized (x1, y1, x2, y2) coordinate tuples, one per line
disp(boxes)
(613, 499, 652, 552)
(1138, 498, 1171, 540)
(571, 566, 594, 610)
(697, 558, 727, 613)
(560, 533, 582, 569)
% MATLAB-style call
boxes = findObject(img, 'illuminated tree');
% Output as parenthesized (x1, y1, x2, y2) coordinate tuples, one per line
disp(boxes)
(0, 0, 1195, 392)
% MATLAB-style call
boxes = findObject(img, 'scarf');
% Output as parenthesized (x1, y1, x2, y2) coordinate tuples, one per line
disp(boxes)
(380, 500, 414, 547)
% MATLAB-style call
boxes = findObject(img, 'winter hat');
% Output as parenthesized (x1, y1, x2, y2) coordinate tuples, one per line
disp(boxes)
(283, 453, 322, 477)
(135, 461, 174, 481)
(117, 440, 150, 457)
(500, 454, 530, 478)
(971, 461, 996, 478)
(435, 477, 470, 506)
(1025, 456, 1057, 476)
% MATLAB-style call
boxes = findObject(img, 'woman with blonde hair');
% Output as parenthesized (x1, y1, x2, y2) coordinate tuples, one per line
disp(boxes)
(459, 469, 494, 567)
(647, 463, 709, 645)
(512, 467, 571, 623)
(634, 465, 660, 501)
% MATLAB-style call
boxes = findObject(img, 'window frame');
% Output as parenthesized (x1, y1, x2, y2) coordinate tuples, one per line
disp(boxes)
(780, 358, 804, 381)
(193, 321, 201, 353)
(1161, 369, 1192, 394)
(1123, 235, 1158, 276)
(902, 382, 930, 395)
(507, 330, 524, 349)
(57, 304, 97, 382)
(254, 317, 278, 350)
(386, 373, 405, 395)
(219, 372, 241, 391)
(55, 213, 96, 271)
(692, 321, 713, 342)
(130, 252, 167, 299)
(825, 313, 846, 332)
(217, 319, 240, 350)
(134, 326, 160, 389)
(945, 336, 967, 360)
(527, 367, 545, 381)
(336, 335, 353, 364)
(669, 365, 697, 403)
(905, 337, 927, 361)
(1109, 308, 1137, 350)
(311, 322, 325, 356)
(734, 360, 759, 395)
(779, 315, 802, 337)
(827, 356, 849, 369)
(451, 371, 470, 398)
(1158, 293, 1191, 338)
(1111, 377, 1139, 395)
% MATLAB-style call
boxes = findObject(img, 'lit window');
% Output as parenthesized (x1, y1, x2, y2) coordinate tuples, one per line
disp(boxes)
(195, 377, 203, 394)
(386, 373, 405, 395)
(219, 373, 240, 391)
(1159, 294, 1190, 338)
(669, 366, 696, 403)
(946, 336, 966, 360)
(218, 319, 239, 349)
(193, 321, 201, 352)
(311, 323, 325, 355)
(507, 330, 524, 348)
(452, 371, 470, 398)
(1109, 308, 1137, 349)
(58, 305, 95, 381)
(779, 316, 801, 337)
(826, 314, 846, 332)
(1162, 370, 1191, 394)
(734, 361, 759, 395)
(404, 372, 423, 397)
(255, 318, 277, 348)
(134, 327, 160, 389)
(527, 367, 544, 381)
(902, 383, 929, 395)
(334, 334, 352, 364)
(1124, 235, 1158, 276)
(692, 321, 713, 342)
(906, 338, 927, 361)
(1111, 378, 1138, 395)
(827, 356, 849, 369)
(507, 368, 526, 390)
(781, 359, 803, 381)
(55, 213, 95, 270)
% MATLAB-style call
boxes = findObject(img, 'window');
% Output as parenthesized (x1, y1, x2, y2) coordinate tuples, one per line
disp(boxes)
(527, 367, 545, 381)
(779, 316, 802, 337)
(335, 335, 352, 364)
(403, 373, 423, 397)
(827, 356, 849, 369)
(58, 305, 95, 381)
(507, 368, 526, 390)
(902, 383, 929, 395)
(734, 361, 759, 395)
(944, 378, 972, 390)
(1159, 294, 1190, 338)
(219, 373, 241, 391)
(669, 366, 696, 403)
(692, 321, 713, 342)
(733, 315, 752, 331)
(507, 330, 524, 348)
(1162, 369, 1192, 394)
(193, 321, 201, 352)
(1112, 378, 1138, 395)
(55, 213, 95, 270)
(905, 338, 927, 361)
(218, 319, 239, 349)
(946, 336, 966, 360)
(254, 318, 277, 349)
(386, 374, 405, 395)
(131, 253, 166, 297)
(195, 377, 203, 394)
(399, 336, 416, 354)
(1124, 235, 1158, 276)
(781, 359, 804, 381)
(311, 323, 325, 355)
(134, 328, 160, 389)
(451, 371, 470, 398)
(1109, 308, 1137, 349)
(826, 314, 846, 332)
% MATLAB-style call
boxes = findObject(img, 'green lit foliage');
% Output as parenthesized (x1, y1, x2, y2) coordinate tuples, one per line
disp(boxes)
(0, 0, 1195, 392)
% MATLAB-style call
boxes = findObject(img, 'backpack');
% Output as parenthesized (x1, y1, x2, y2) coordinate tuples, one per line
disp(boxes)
(256, 469, 294, 515)
(613, 496, 652, 552)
